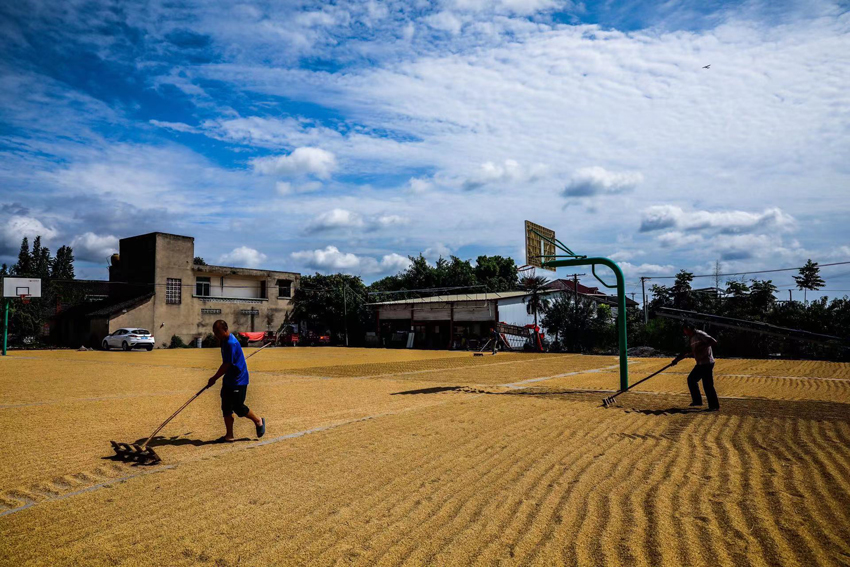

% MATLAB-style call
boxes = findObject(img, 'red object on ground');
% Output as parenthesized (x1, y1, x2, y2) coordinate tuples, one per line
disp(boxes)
(237, 331, 267, 342)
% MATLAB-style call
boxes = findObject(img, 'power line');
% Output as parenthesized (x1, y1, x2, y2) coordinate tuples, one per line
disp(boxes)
(642, 260, 850, 280)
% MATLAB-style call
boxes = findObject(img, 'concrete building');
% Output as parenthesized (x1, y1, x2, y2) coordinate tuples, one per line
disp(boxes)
(85, 232, 300, 347)
(370, 283, 637, 350)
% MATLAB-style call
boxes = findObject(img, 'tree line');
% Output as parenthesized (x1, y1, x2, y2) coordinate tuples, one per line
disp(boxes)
(1, 236, 78, 344)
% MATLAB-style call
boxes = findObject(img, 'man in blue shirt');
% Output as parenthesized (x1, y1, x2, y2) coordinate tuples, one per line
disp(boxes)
(207, 320, 266, 441)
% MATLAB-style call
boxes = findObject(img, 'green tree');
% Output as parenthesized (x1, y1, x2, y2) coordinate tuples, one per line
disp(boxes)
(290, 273, 369, 345)
(749, 279, 777, 314)
(671, 270, 694, 309)
(51, 246, 76, 280)
(194, 256, 207, 265)
(725, 279, 750, 297)
(13, 237, 32, 276)
(520, 274, 550, 329)
(474, 255, 518, 292)
(794, 259, 825, 304)
(31, 236, 51, 278)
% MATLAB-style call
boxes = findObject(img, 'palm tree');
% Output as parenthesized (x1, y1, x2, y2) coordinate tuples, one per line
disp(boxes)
(521, 274, 551, 330)
(794, 259, 825, 304)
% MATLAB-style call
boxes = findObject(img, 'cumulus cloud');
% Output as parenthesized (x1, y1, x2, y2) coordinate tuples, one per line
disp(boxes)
(640, 206, 796, 234)
(218, 246, 268, 268)
(374, 214, 408, 228)
(461, 160, 547, 190)
(252, 147, 337, 179)
(70, 232, 119, 262)
(307, 209, 365, 232)
(447, 0, 569, 15)
(656, 231, 705, 248)
(2, 216, 58, 248)
(562, 167, 643, 197)
(407, 177, 433, 194)
(425, 11, 464, 34)
(306, 209, 409, 233)
(618, 261, 676, 277)
(291, 246, 411, 274)
(423, 243, 453, 260)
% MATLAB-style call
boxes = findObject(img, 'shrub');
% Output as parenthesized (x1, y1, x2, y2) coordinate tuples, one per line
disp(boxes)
(169, 335, 187, 349)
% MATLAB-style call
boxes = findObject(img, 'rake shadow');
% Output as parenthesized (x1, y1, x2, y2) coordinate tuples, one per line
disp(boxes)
(133, 435, 253, 447)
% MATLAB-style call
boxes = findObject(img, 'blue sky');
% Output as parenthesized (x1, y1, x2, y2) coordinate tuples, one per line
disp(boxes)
(1, 0, 849, 300)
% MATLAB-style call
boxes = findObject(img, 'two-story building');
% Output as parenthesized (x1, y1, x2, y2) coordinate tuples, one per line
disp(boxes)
(85, 232, 300, 347)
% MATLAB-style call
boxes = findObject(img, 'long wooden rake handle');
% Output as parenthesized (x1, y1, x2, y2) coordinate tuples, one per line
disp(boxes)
(140, 385, 211, 449)
(140, 339, 277, 448)
(602, 361, 677, 407)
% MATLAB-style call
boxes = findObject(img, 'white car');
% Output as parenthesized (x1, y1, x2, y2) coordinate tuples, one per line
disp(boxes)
(102, 328, 155, 351)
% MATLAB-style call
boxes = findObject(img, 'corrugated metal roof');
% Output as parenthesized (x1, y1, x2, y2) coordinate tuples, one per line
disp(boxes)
(368, 291, 537, 306)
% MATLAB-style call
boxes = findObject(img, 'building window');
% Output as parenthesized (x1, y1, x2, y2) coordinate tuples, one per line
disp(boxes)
(277, 279, 292, 298)
(166, 278, 182, 304)
(259, 280, 267, 299)
(196, 277, 211, 297)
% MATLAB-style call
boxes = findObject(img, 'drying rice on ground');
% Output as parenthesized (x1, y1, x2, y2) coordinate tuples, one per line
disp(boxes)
(1, 348, 849, 566)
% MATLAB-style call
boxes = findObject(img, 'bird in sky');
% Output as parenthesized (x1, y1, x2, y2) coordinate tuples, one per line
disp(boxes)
(703, 64, 711, 69)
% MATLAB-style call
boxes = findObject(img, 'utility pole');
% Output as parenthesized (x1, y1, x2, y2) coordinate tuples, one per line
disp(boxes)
(789, 289, 792, 303)
(641, 277, 649, 325)
(343, 285, 349, 347)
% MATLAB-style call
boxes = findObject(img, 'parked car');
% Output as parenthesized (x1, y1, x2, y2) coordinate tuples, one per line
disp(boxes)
(102, 328, 155, 351)
(278, 325, 299, 346)
(301, 330, 331, 346)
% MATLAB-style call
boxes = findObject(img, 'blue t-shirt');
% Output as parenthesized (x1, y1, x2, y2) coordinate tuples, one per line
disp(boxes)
(220, 333, 249, 387)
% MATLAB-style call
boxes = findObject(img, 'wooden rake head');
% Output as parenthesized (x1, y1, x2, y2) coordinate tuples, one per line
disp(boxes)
(602, 395, 618, 408)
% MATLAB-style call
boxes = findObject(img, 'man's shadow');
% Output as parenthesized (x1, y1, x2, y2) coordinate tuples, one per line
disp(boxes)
(134, 435, 252, 447)
(627, 407, 706, 416)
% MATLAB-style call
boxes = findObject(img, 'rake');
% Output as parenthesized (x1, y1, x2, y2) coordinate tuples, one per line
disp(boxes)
(110, 339, 276, 464)
(601, 360, 678, 408)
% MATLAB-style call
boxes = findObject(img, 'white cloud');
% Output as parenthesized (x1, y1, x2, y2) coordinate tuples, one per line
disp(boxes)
(149, 120, 198, 133)
(275, 181, 323, 195)
(307, 208, 365, 232)
(291, 246, 411, 274)
(218, 246, 268, 268)
(374, 214, 408, 228)
(423, 243, 453, 260)
(407, 177, 433, 194)
(461, 160, 547, 190)
(2, 216, 58, 247)
(656, 231, 705, 248)
(292, 246, 362, 270)
(70, 232, 119, 263)
(306, 209, 409, 233)
(562, 167, 643, 197)
(252, 147, 337, 179)
(379, 253, 412, 272)
(425, 11, 464, 35)
(640, 206, 796, 234)
(447, 0, 569, 15)
(618, 261, 676, 277)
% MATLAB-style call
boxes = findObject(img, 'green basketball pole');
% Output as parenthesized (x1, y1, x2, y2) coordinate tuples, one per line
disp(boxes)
(3, 299, 8, 356)
(530, 228, 629, 391)
(543, 257, 628, 390)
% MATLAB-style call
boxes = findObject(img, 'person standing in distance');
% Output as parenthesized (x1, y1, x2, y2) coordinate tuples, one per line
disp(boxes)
(672, 323, 720, 412)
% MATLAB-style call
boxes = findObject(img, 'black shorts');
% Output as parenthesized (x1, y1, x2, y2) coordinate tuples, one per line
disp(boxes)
(221, 385, 250, 417)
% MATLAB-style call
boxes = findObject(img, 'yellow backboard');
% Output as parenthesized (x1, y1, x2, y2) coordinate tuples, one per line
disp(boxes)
(525, 221, 556, 272)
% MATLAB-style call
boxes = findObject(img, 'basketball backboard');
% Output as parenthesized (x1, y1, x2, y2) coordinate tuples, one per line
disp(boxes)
(524, 221, 556, 272)
(2, 277, 42, 298)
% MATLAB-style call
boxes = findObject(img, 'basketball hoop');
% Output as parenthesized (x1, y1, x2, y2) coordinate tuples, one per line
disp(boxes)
(517, 264, 536, 275)
(19, 294, 31, 305)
